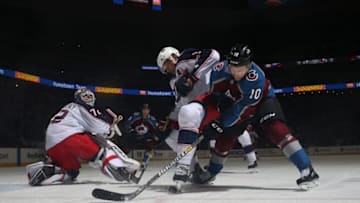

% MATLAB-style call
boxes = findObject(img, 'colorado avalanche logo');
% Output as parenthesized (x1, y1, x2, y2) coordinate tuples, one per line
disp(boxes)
(213, 62, 224, 71)
(135, 124, 149, 135)
(246, 69, 258, 81)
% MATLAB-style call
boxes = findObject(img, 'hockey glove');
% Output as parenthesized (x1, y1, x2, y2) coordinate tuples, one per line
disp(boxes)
(202, 119, 224, 139)
(175, 75, 194, 97)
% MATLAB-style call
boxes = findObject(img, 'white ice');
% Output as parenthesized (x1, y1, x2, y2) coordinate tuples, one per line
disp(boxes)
(1, 155, 360, 203)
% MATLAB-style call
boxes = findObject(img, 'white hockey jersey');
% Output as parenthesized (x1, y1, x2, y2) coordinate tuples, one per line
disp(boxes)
(45, 102, 111, 150)
(168, 48, 220, 121)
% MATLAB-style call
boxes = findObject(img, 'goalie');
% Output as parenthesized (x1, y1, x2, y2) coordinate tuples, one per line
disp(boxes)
(26, 88, 141, 186)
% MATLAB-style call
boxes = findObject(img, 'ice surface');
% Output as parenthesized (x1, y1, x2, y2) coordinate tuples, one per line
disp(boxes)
(1, 155, 360, 203)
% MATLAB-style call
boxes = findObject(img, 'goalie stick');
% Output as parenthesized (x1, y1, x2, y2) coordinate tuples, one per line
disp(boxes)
(92, 134, 205, 201)
(129, 152, 151, 184)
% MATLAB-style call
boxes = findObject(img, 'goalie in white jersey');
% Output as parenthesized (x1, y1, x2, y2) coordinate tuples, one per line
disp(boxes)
(26, 88, 140, 186)
(156, 46, 257, 192)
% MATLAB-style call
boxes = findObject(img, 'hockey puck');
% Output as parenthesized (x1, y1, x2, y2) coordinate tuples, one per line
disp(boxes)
(168, 186, 180, 194)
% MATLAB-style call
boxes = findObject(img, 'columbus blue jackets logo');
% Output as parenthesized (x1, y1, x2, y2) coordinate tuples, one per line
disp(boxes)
(246, 69, 258, 81)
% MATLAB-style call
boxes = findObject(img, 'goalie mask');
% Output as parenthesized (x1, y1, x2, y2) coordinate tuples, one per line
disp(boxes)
(74, 88, 96, 107)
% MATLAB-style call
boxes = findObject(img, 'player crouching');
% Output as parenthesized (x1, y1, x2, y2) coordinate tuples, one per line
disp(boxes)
(26, 88, 141, 186)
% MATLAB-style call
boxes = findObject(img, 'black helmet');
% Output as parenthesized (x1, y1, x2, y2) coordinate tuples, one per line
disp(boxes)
(227, 43, 252, 66)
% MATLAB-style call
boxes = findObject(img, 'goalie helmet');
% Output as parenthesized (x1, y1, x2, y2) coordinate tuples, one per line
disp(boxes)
(74, 88, 96, 107)
(227, 43, 252, 66)
(156, 46, 180, 74)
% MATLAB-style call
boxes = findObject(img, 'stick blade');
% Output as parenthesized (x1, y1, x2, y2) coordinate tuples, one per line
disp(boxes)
(92, 188, 129, 201)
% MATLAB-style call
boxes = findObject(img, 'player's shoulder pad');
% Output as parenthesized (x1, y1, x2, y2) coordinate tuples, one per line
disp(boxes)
(178, 48, 200, 62)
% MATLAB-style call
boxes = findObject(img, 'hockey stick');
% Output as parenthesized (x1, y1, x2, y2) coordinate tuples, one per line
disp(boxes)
(92, 134, 205, 201)
(129, 153, 151, 184)
(126, 147, 159, 184)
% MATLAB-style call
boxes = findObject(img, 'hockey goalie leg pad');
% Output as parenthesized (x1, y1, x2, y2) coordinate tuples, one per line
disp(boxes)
(26, 161, 56, 186)
(107, 140, 141, 173)
(88, 147, 105, 169)
(97, 147, 140, 182)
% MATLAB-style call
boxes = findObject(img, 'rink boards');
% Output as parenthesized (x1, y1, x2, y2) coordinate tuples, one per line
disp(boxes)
(1, 145, 360, 167)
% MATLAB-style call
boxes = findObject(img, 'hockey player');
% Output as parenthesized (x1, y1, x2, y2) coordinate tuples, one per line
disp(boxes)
(26, 88, 141, 186)
(182, 43, 320, 190)
(156, 46, 258, 192)
(119, 103, 159, 165)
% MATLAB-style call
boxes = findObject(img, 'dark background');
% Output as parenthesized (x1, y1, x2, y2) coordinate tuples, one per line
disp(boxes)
(1, 0, 360, 148)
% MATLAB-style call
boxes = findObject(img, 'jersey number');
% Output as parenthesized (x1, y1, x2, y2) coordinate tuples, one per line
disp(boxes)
(50, 109, 69, 123)
(89, 108, 102, 117)
(249, 88, 262, 100)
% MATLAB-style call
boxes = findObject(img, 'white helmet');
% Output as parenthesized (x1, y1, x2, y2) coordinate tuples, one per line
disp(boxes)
(156, 46, 180, 74)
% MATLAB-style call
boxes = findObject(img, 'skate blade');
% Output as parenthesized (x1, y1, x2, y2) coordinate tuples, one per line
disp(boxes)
(299, 180, 319, 191)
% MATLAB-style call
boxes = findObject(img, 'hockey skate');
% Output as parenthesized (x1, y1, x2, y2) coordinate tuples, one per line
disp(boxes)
(191, 164, 216, 185)
(247, 161, 258, 173)
(168, 164, 190, 193)
(296, 165, 319, 190)
(188, 162, 204, 183)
